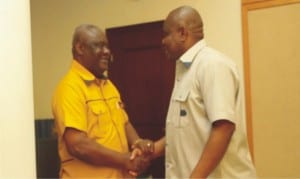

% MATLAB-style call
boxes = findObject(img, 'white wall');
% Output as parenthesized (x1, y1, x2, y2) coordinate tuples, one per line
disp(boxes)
(31, 0, 244, 120)
(0, 0, 36, 178)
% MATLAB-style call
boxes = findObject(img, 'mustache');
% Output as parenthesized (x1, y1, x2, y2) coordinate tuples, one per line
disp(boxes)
(99, 54, 113, 63)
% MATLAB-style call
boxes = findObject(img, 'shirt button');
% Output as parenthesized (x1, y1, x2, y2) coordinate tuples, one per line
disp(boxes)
(165, 162, 172, 169)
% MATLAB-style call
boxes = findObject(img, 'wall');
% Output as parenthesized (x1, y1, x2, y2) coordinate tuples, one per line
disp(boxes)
(31, 0, 244, 119)
(0, 0, 36, 178)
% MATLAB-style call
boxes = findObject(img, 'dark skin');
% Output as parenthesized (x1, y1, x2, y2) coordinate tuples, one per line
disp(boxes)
(64, 126, 148, 173)
(64, 24, 153, 176)
(134, 6, 236, 179)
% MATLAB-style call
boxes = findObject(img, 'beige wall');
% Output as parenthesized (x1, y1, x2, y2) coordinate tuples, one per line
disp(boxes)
(31, 0, 244, 119)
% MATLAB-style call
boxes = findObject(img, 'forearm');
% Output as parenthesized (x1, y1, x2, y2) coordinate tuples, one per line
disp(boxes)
(73, 138, 127, 167)
(64, 128, 130, 169)
(152, 137, 165, 159)
(125, 122, 141, 146)
(190, 120, 235, 178)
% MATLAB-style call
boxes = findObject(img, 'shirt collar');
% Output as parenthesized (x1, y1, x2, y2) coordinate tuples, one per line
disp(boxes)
(179, 39, 206, 68)
(71, 60, 96, 82)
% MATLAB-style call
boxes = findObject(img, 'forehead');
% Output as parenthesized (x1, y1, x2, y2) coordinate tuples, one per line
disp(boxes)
(163, 21, 172, 33)
(163, 15, 177, 33)
(83, 28, 107, 44)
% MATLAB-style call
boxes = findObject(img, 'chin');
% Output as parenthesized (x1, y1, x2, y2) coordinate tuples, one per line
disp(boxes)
(165, 52, 174, 60)
(98, 64, 108, 70)
(99, 60, 109, 67)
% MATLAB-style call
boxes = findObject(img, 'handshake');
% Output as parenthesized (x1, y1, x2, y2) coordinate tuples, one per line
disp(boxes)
(126, 138, 155, 177)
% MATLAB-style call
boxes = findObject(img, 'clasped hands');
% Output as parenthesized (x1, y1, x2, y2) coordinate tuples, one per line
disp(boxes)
(126, 139, 155, 177)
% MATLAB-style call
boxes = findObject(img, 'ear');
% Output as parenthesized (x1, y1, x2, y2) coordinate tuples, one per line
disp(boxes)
(75, 42, 84, 55)
(178, 26, 188, 41)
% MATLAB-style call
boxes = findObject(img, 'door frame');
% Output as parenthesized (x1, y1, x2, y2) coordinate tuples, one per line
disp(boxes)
(241, 0, 300, 158)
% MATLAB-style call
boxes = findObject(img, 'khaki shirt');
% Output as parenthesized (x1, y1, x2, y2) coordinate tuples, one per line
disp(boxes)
(165, 40, 256, 178)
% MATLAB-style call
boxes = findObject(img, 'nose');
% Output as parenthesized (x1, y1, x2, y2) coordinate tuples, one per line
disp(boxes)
(101, 46, 113, 62)
(102, 46, 111, 55)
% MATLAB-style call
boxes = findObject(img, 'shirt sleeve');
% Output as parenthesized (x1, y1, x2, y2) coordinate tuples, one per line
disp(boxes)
(199, 58, 239, 124)
(52, 82, 87, 135)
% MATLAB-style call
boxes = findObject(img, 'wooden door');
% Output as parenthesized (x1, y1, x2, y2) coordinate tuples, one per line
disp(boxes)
(242, 0, 300, 177)
(106, 20, 175, 178)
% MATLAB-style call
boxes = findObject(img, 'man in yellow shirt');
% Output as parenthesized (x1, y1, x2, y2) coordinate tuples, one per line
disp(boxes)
(52, 24, 153, 178)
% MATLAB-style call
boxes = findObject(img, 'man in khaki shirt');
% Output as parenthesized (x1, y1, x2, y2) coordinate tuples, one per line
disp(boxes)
(135, 5, 257, 179)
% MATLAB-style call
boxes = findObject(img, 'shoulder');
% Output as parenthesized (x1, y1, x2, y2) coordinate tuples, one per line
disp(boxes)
(52, 71, 86, 101)
(195, 47, 240, 83)
(199, 47, 237, 71)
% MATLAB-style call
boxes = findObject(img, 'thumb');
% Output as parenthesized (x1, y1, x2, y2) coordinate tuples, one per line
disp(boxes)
(130, 148, 142, 160)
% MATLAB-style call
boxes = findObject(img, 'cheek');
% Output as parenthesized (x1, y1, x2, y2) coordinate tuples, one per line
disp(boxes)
(163, 37, 172, 49)
(94, 49, 102, 56)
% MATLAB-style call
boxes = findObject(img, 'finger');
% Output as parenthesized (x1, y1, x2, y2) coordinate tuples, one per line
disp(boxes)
(130, 151, 137, 160)
(147, 142, 154, 153)
(128, 170, 138, 177)
(130, 148, 142, 160)
(150, 142, 155, 153)
(131, 143, 137, 150)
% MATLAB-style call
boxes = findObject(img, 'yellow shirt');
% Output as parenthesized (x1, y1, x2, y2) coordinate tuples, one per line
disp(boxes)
(52, 60, 130, 178)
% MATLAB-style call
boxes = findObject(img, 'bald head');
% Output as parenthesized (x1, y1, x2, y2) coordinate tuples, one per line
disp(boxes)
(166, 5, 204, 40)
(161, 6, 204, 60)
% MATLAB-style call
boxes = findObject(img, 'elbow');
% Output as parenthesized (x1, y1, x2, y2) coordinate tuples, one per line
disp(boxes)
(66, 141, 86, 158)
(63, 129, 89, 159)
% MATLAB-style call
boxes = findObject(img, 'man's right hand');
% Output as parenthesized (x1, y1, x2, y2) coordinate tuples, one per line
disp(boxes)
(125, 149, 151, 176)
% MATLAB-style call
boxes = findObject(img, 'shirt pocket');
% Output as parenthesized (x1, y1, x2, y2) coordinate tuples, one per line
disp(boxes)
(172, 88, 190, 128)
(89, 101, 106, 115)
(87, 101, 110, 138)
